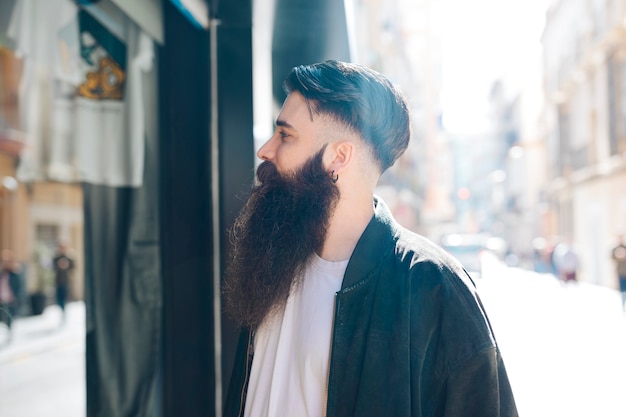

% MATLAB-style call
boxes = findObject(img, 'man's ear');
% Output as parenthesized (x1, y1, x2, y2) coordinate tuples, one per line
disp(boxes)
(327, 141, 355, 175)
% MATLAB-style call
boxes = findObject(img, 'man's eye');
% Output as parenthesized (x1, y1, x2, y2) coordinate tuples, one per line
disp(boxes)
(279, 131, 290, 140)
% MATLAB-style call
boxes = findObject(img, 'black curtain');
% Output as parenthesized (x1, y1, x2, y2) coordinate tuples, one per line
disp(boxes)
(160, 0, 254, 415)
(214, 0, 255, 410)
(159, 2, 213, 416)
(84, 50, 161, 417)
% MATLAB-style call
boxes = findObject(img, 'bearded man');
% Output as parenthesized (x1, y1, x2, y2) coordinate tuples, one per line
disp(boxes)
(223, 60, 518, 417)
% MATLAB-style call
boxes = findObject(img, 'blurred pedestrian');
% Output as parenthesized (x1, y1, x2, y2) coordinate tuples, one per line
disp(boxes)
(532, 237, 554, 273)
(0, 249, 22, 342)
(611, 233, 626, 311)
(222, 60, 518, 417)
(52, 242, 74, 321)
(553, 239, 579, 284)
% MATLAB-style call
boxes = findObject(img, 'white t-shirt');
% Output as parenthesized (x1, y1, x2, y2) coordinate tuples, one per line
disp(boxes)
(8, 0, 81, 182)
(73, 5, 154, 187)
(244, 255, 349, 417)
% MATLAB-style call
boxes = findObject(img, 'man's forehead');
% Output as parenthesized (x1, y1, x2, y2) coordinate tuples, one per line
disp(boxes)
(276, 92, 318, 127)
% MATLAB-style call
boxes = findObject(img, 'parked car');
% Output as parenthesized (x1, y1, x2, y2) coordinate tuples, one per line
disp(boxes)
(439, 233, 506, 278)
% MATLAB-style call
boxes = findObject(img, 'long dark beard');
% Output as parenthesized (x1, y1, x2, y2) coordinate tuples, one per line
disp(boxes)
(223, 148, 340, 329)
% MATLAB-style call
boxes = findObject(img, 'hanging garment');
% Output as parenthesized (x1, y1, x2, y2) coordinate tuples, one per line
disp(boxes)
(7, 0, 154, 187)
(7, 0, 81, 182)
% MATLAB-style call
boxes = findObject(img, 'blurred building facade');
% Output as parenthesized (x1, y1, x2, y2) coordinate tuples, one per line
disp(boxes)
(351, 0, 454, 239)
(542, 0, 626, 286)
(0, 44, 84, 306)
(487, 55, 547, 269)
(467, 0, 626, 285)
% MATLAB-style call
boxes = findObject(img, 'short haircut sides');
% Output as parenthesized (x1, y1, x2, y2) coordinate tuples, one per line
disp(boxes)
(284, 60, 411, 172)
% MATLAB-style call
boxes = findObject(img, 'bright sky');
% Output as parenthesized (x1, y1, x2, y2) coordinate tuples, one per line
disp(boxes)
(435, 0, 551, 133)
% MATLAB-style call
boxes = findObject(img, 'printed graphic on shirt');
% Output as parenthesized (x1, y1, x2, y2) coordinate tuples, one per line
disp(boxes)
(77, 10, 126, 101)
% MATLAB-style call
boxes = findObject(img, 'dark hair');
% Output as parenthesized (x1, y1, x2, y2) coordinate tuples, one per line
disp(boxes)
(283, 60, 411, 172)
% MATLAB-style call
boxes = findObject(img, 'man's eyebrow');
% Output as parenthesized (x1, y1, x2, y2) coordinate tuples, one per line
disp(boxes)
(275, 119, 294, 129)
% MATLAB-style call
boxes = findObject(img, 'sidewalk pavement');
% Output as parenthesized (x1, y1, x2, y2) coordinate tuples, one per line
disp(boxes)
(0, 301, 85, 365)
(0, 301, 85, 417)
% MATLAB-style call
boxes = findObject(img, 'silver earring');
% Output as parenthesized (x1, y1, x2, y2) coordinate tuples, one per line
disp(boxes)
(331, 170, 339, 183)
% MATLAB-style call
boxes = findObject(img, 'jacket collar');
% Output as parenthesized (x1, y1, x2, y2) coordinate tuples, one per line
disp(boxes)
(341, 196, 398, 290)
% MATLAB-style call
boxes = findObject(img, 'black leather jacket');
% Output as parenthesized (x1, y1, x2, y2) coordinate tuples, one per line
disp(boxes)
(224, 198, 518, 417)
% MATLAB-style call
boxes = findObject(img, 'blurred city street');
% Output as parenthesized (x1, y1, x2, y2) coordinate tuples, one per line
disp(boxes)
(477, 255, 626, 417)
(0, 259, 625, 417)
(1, 0, 625, 413)
(0, 302, 85, 417)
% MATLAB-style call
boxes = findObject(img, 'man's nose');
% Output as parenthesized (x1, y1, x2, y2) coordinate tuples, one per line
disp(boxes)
(256, 136, 276, 161)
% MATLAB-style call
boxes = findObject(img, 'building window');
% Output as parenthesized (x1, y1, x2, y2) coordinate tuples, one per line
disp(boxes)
(620, 59, 626, 152)
(607, 49, 626, 156)
(557, 104, 570, 176)
(570, 86, 589, 170)
(591, 0, 607, 42)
